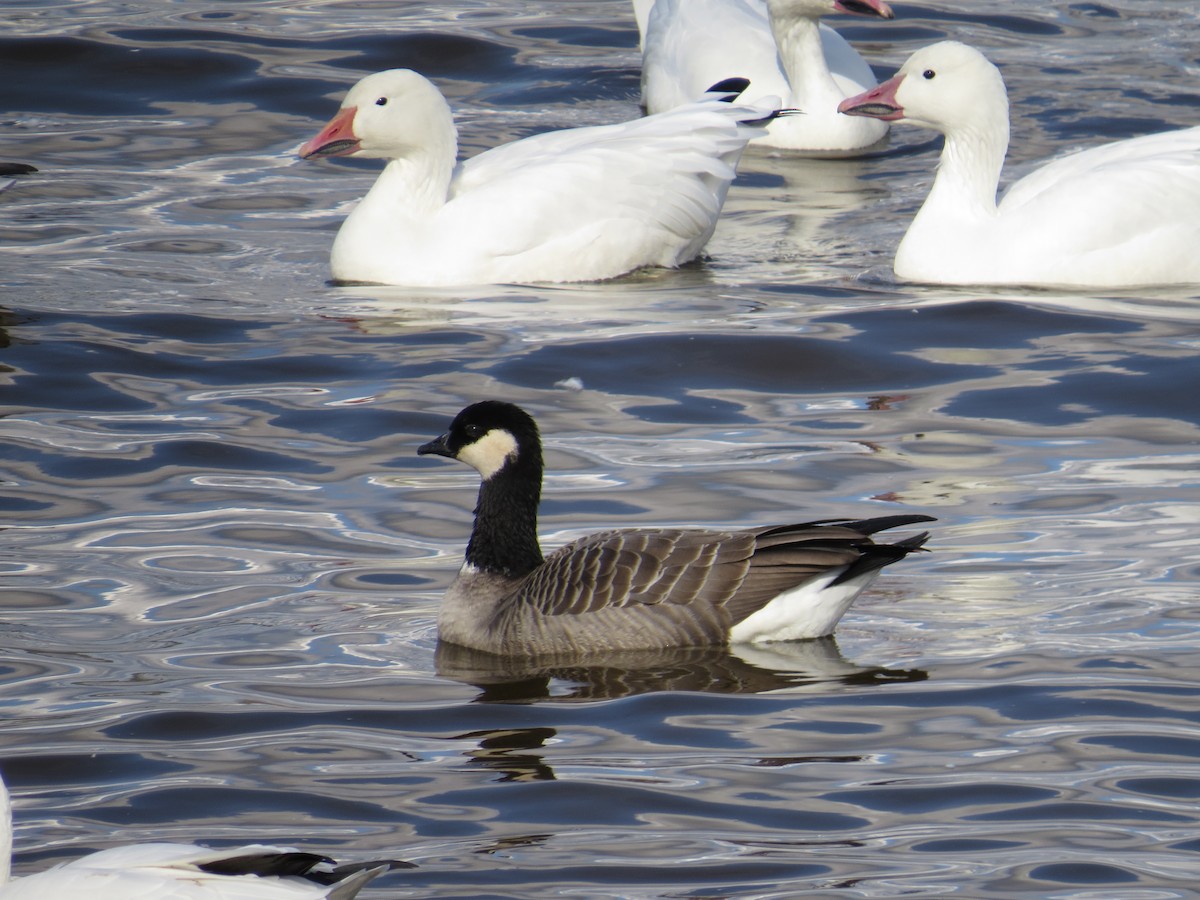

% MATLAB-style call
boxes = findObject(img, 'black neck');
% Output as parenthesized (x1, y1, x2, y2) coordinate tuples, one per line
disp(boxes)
(464, 460, 544, 577)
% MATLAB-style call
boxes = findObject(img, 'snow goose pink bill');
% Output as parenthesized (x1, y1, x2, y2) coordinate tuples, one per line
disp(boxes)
(0, 774, 412, 899)
(299, 71, 782, 287)
(636, 0, 894, 155)
(838, 41, 1200, 287)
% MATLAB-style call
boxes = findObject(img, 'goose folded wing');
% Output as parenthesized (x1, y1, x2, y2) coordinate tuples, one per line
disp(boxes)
(443, 100, 760, 260)
(517, 528, 757, 616)
(1001, 126, 1200, 214)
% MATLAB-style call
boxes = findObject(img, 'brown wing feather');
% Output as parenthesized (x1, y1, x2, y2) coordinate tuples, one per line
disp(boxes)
(518, 528, 756, 616)
(512, 515, 932, 629)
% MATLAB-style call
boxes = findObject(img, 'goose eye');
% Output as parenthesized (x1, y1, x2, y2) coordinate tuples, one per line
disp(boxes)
(375, 96, 388, 106)
(464, 423, 483, 440)
(922, 69, 936, 80)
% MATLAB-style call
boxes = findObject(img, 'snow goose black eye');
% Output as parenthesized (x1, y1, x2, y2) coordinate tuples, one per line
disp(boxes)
(375, 96, 388, 106)
(922, 69, 936, 80)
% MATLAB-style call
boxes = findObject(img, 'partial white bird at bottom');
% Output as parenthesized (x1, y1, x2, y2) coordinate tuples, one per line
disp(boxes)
(0, 773, 411, 899)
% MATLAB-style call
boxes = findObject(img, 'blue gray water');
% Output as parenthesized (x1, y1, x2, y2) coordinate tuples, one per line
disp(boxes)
(2, 1, 1199, 897)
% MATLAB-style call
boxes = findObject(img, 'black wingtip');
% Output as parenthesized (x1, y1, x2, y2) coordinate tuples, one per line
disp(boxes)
(846, 514, 937, 536)
(739, 107, 800, 127)
(704, 77, 751, 101)
(198, 851, 334, 879)
(199, 851, 416, 885)
(0, 162, 37, 176)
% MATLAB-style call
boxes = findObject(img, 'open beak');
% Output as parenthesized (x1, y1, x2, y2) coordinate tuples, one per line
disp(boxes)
(834, 0, 894, 18)
(838, 74, 905, 120)
(298, 106, 360, 159)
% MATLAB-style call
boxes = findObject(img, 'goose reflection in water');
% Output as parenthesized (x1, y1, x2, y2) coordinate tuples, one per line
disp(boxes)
(436, 636, 926, 702)
(446, 709, 899, 784)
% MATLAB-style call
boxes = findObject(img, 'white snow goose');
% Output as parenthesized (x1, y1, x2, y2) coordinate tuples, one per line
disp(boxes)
(838, 40, 1200, 287)
(417, 400, 934, 655)
(299, 71, 779, 286)
(0, 773, 411, 899)
(635, 0, 894, 155)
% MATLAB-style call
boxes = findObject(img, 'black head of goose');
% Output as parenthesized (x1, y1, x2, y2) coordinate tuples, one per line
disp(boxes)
(418, 400, 934, 655)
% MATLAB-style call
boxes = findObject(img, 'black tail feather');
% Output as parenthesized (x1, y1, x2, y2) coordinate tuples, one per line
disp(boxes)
(752, 514, 934, 587)
(831, 528, 932, 586)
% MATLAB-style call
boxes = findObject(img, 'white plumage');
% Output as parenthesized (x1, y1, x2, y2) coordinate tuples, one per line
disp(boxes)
(299, 69, 776, 286)
(634, 0, 894, 154)
(727, 567, 884, 643)
(0, 775, 399, 899)
(839, 41, 1200, 287)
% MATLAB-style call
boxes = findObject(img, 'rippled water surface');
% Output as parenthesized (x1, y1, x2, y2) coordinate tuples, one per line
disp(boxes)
(3, 1, 1200, 897)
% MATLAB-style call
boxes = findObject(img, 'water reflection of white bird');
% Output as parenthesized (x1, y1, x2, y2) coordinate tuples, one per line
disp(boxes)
(715, 149, 888, 276)
(0, 774, 408, 899)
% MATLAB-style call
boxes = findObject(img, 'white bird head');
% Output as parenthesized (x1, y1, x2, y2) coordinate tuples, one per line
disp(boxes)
(299, 69, 453, 161)
(839, 41, 1008, 136)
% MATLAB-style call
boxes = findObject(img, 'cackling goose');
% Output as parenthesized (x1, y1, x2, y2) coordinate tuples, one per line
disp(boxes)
(418, 400, 933, 655)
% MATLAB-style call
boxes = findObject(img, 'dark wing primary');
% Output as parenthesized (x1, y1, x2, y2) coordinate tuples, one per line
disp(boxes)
(517, 528, 758, 616)
(720, 516, 933, 623)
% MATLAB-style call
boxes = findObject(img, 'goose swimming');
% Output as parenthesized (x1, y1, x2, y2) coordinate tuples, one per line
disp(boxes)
(418, 400, 933, 655)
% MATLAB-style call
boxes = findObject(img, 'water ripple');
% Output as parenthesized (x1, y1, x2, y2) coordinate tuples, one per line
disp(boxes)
(4, 2, 1200, 898)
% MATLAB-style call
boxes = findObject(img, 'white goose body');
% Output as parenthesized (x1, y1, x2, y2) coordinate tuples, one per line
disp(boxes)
(0, 776, 401, 900)
(634, 0, 893, 154)
(299, 70, 776, 286)
(418, 401, 933, 655)
(839, 41, 1200, 287)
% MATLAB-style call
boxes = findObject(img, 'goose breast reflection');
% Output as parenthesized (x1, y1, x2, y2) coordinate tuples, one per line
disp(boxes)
(839, 40, 1200, 287)
(417, 400, 933, 656)
(299, 70, 779, 287)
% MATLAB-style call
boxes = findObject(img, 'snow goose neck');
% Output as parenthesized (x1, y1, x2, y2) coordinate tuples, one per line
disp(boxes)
(839, 40, 1200, 287)
(637, 0, 894, 154)
(0, 774, 411, 899)
(299, 71, 778, 286)
(417, 400, 934, 655)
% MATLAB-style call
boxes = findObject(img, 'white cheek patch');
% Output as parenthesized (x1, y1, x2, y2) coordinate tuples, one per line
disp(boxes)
(457, 428, 518, 479)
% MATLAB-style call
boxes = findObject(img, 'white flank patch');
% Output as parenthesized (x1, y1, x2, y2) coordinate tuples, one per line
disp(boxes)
(457, 428, 518, 479)
(729, 569, 881, 643)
